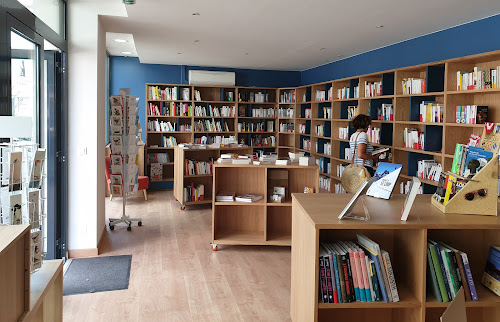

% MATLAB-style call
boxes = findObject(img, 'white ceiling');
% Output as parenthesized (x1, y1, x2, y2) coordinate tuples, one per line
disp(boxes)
(102, 0, 500, 71)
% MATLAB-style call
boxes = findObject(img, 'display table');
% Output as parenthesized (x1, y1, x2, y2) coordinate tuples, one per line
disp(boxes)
(290, 194, 500, 322)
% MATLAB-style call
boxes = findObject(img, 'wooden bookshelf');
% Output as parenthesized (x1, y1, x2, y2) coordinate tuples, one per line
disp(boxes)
(173, 146, 253, 209)
(291, 193, 500, 322)
(211, 163, 319, 250)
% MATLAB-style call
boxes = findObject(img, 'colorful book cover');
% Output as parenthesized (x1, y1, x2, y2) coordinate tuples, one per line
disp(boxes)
(29, 149, 46, 189)
(366, 162, 402, 200)
(482, 246, 500, 297)
(463, 146, 493, 177)
(461, 252, 479, 301)
(427, 247, 443, 302)
(429, 240, 453, 301)
(9, 151, 22, 191)
(10, 193, 23, 225)
(451, 144, 462, 174)
(357, 242, 390, 302)
(150, 163, 163, 181)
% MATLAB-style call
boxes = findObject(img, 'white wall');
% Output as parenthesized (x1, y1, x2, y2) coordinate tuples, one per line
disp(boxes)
(67, 0, 126, 252)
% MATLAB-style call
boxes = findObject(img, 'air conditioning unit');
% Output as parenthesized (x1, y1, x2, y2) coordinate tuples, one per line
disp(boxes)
(188, 70, 236, 86)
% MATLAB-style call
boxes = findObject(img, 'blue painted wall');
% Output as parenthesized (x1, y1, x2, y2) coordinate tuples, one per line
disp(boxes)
(301, 14, 500, 85)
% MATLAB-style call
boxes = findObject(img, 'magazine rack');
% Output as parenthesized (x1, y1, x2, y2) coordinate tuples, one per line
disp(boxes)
(0, 142, 46, 272)
(430, 154, 498, 216)
(108, 89, 143, 231)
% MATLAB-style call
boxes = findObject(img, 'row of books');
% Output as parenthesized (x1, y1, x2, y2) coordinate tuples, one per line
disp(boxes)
(347, 105, 359, 120)
(184, 183, 205, 202)
(215, 192, 263, 203)
(194, 120, 229, 132)
(322, 107, 332, 119)
(148, 86, 190, 101)
(319, 235, 399, 303)
(455, 105, 488, 124)
(194, 105, 235, 117)
(147, 153, 169, 164)
(367, 126, 380, 144)
(194, 135, 237, 145)
(338, 87, 357, 100)
(239, 92, 269, 103)
(238, 121, 274, 133)
(303, 138, 311, 151)
(162, 136, 177, 147)
(323, 142, 332, 156)
(420, 102, 444, 123)
(185, 159, 213, 176)
(314, 125, 327, 137)
(279, 122, 294, 133)
(318, 158, 331, 175)
(248, 108, 276, 118)
(248, 135, 276, 147)
(402, 78, 426, 95)
(403, 128, 424, 150)
(315, 90, 331, 101)
(457, 66, 500, 91)
(376, 103, 394, 121)
(298, 123, 307, 134)
(451, 144, 493, 178)
(337, 164, 348, 177)
(339, 127, 349, 140)
(344, 147, 351, 160)
(147, 102, 192, 116)
(483, 246, 500, 298)
(427, 239, 477, 302)
(334, 183, 346, 193)
(400, 181, 423, 194)
(320, 176, 331, 192)
(279, 107, 294, 118)
(365, 81, 382, 97)
(147, 120, 192, 132)
(280, 92, 295, 103)
(303, 108, 312, 119)
(417, 160, 442, 182)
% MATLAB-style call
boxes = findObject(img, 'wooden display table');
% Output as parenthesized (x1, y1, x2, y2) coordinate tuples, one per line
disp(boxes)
(211, 163, 319, 250)
(290, 194, 500, 322)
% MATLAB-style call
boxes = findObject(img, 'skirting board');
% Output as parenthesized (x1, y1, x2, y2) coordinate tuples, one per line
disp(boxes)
(68, 226, 107, 259)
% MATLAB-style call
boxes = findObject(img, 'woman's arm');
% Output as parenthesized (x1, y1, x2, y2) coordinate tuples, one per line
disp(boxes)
(357, 143, 379, 161)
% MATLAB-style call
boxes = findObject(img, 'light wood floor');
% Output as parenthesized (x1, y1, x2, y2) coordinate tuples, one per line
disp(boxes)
(63, 191, 292, 322)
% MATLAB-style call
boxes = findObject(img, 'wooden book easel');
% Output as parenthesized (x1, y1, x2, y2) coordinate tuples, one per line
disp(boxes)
(431, 125, 499, 216)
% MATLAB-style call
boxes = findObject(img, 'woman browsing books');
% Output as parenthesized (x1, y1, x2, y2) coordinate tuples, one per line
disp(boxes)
(349, 114, 383, 177)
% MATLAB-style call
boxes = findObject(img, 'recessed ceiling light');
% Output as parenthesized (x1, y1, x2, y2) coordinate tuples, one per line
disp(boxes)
(114, 39, 127, 43)
(245, 53, 249, 55)
(192, 12, 200, 16)
(337, 54, 343, 58)
(320, 48, 326, 51)
(194, 40, 200, 43)
(376, 25, 384, 28)
(177, 52, 182, 55)
(121, 51, 132, 55)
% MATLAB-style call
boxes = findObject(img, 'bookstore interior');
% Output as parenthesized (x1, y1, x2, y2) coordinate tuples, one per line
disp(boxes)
(3, 1, 500, 321)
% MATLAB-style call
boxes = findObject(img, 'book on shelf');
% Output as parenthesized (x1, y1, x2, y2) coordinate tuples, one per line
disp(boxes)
(232, 158, 251, 164)
(417, 160, 442, 182)
(457, 66, 500, 91)
(400, 177, 421, 221)
(194, 90, 202, 101)
(238, 120, 273, 132)
(161, 136, 177, 147)
(215, 191, 236, 202)
(377, 103, 393, 121)
(317, 157, 330, 174)
(364, 81, 382, 97)
(280, 91, 295, 103)
(454, 105, 488, 124)
(185, 159, 213, 176)
(184, 183, 204, 202)
(235, 194, 263, 202)
(323, 142, 332, 156)
(337, 87, 351, 99)
(194, 119, 228, 132)
(278, 107, 294, 118)
(366, 162, 402, 200)
(250, 107, 276, 118)
(450, 144, 493, 178)
(315, 90, 326, 101)
(303, 108, 312, 119)
(150, 163, 163, 181)
(148, 102, 192, 116)
(275, 158, 291, 166)
(314, 124, 325, 136)
(403, 128, 424, 150)
(239, 91, 269, 103)
(249, 135, 276, 147)
(279, 122, 294, 133)
(148, 153, 169, 164)
(302, 138, 311, 151)
(367, 126, 380, 144)
(334, 183, 346, 193)
(320, 176, 331, 192)
(482, 246, 500, 297)
(148, 85, 186, 101)
(427, 239, 478, 302)
(323, 107, 332, 119)
(339, 126, 349, 140)
(402, 78, 426, 95)
(419, 102, 443, 123)
(194, 105, 235, 117)
(347, 106, 358, 120)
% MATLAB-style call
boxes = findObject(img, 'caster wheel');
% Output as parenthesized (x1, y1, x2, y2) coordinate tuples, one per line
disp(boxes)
(180, 206, 185, 210)
(110, 225, 114, 231)
(127, 226, 132, 231)
(138, 221, 142, 226)
(211, 244, 218, 251)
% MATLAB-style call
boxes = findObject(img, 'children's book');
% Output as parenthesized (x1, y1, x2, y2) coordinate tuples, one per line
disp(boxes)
(482, 246, 500, 297)
(366, 162, 402, 200)
(463, 146, 493, 177)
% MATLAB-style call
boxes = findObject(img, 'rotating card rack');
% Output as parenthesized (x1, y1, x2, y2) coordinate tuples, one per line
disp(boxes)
(108, 89, 143, 231)
(0, 142, 47, 272)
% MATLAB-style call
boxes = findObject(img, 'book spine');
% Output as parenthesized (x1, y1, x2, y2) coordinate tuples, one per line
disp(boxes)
(455, 251, 471, 301)
(440, 248, 456, 299)
(364, 256, 374, 302)
(377, 253, 393, 302)
(319, 256, 329, 303)
(369, 260, 381, 301)
(448, 251, 463, 297)
(434, 243, 453, 300)
(427, 248, 443, 302)
(482, 272, 500, 297)
(336, 254, 347, 303)
(429, 245, 449, 302)
(382, 251, 399, 302)
(346, 247, 361, 301)
(330, 253, 340, 303)
(324, 255, 335, 303)
(340, 254, 354, 302)
(358, 251, 372, 301)
(369, 252, 389, 302)
(461, 253, 478, 301)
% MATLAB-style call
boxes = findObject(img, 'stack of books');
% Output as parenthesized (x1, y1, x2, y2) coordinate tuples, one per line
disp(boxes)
(235, 194, 263, 202)
(402, 78, 426, 94)
(275, 158, 291, 166)
(318, 235, 399, 303)
(457, 66, 500, 91)
(427, 239, 478, 302)
(232, 155, 252, 165)
(217, 153, 236, 164)
(455, 105, 488, 124)
(215, 192, 235, 202)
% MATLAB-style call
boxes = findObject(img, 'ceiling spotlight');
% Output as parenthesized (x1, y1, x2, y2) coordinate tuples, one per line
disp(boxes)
(376, 25, 384, 28)
(177, 52, 182, 55)
(114, 39, 128, 43)
(320, 48, 326, 51)
(192, 12, 200, 16)
(245, 53, 249, 55)
(194, 40, 200, 43)
(121, 51, 132, 55)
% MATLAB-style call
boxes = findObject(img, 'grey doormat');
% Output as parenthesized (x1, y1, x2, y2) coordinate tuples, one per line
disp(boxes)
(63, 255, 132, 296)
